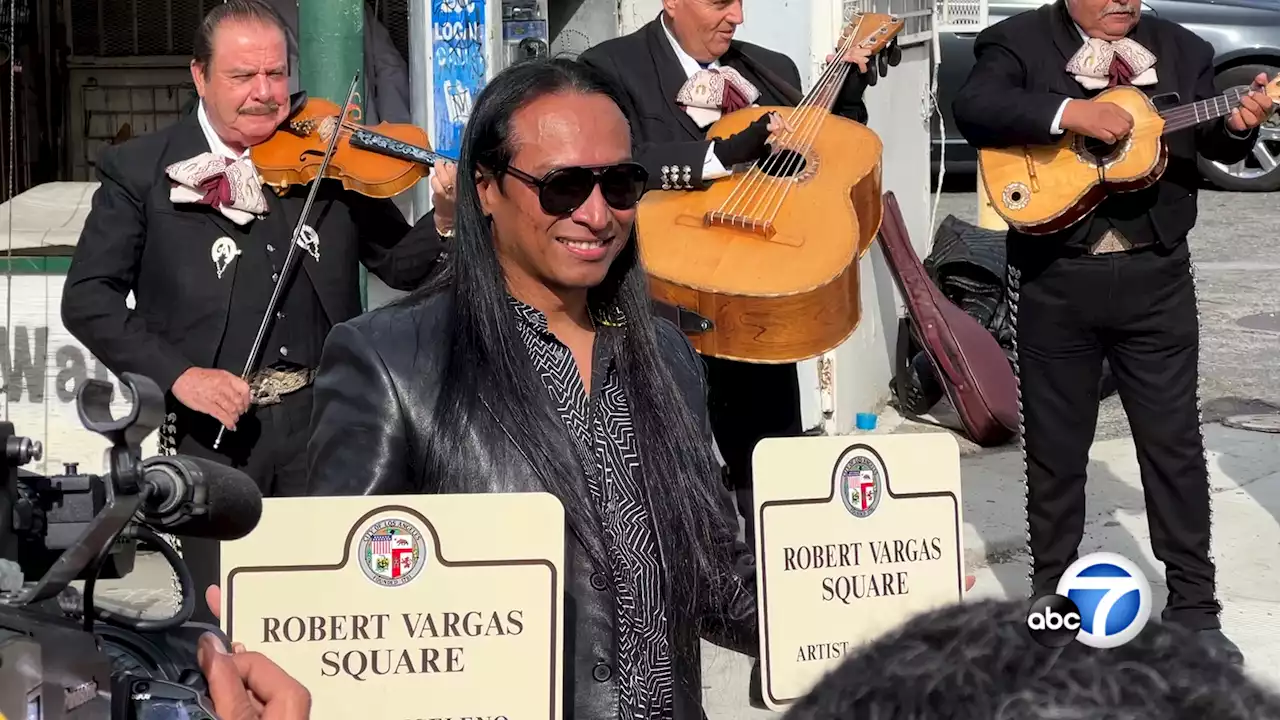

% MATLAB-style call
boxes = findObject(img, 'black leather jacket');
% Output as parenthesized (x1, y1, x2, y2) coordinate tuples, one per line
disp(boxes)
(306, 290, 758, 719)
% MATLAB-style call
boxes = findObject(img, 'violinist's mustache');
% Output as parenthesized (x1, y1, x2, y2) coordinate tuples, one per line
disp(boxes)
(1100, 2, 1137, 15)
(239, 102, 281, 116)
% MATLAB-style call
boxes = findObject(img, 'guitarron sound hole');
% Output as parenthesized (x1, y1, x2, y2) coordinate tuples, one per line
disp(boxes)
(756, 149, 808, 178)
(1002, 182, 1030, 210)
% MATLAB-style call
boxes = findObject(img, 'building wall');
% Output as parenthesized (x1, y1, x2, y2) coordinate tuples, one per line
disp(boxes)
(0, 269, 162, 477)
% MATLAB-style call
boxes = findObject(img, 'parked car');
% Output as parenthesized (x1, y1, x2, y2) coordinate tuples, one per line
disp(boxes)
(932, 0, 1280, 191)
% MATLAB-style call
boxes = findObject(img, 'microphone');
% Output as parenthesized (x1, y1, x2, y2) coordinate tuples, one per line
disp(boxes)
(139, 456, 264, 540)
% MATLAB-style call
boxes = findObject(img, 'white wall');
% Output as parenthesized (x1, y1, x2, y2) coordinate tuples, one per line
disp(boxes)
(619, 0, 661, 33)
(813, 41, 935, 434)
(0, 274, 161, 477)
(733, 0, 818, 88)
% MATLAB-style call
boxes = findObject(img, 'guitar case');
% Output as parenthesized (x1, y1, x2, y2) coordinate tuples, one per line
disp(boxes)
(878, 192, 1019, 447)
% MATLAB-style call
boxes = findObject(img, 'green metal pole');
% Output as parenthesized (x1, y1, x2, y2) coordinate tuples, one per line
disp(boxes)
(297, 0, 368, 309)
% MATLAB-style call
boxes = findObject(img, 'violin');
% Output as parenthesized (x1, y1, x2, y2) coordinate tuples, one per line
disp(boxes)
(251, 94, 454, 199)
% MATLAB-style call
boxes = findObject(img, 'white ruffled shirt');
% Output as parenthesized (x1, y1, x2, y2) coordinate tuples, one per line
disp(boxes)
(659, 18, 733, 180)
(1050, 23, 1093, 134)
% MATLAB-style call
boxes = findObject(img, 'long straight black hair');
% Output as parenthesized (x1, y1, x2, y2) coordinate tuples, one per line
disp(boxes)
(409, 58, 736, 620)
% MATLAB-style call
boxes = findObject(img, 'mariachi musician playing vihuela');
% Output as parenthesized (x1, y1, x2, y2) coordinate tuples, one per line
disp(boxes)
(953, 0, 1275, 664)
(61, 0, 449, 625)
(579, 0, 883, 579)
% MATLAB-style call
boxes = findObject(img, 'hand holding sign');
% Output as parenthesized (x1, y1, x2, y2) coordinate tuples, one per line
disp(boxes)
(206, 585, 248, 654)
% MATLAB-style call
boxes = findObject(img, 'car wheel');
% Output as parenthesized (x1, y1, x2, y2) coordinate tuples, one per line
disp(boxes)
(1197, 63, 1280, 192)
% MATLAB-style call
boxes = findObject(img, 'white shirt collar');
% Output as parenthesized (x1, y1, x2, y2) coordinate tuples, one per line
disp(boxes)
(660, 15, 720, 79)
(196, 100, 250, 160)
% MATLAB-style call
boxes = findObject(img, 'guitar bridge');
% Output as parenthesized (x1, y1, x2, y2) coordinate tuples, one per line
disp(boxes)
(705, 211, 777, 238)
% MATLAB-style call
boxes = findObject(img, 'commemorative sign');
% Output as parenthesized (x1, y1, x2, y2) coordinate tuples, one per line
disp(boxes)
(752, 433, 965, 710)
(219, 493, 565, 720)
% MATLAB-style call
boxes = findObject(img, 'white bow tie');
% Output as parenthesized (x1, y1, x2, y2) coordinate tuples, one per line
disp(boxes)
(676, 67, 761, 128)
(165, 152, 269, 226)
(1066, 37, 1158, 90)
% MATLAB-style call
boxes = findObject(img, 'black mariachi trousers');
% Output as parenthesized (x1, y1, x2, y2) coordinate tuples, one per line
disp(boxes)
(1010, 239, 1220, 630)
(169, 387, 314, 625)
(703, 356, 804, 548)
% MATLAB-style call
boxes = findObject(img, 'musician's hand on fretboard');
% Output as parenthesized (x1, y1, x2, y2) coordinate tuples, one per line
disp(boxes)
(1227, 72, 1275, 134)
(826, 42, 900, 86)
(827, 46, 872, 75)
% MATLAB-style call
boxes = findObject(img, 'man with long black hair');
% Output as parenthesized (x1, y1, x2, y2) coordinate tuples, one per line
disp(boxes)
(305, 58, 756, 718)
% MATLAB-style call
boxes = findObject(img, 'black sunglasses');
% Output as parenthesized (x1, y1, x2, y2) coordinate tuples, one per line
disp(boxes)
(503, 162, 649, 216)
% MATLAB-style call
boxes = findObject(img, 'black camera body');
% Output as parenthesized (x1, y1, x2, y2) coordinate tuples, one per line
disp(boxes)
(0, 373, 223, 719)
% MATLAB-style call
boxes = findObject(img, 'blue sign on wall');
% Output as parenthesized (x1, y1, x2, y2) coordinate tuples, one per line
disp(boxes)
(431, 0, 487, 156)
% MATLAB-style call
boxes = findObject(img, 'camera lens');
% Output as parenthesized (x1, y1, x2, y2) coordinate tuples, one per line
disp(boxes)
(95, 623, 186, 681)
(98, 623, 220, 718)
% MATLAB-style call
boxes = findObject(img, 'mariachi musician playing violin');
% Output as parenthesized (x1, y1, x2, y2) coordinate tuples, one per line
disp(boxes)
(61, 0, 447, 623)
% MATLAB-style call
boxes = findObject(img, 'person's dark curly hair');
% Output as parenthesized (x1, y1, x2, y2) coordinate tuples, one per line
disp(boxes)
(783, 598, 1280, 719)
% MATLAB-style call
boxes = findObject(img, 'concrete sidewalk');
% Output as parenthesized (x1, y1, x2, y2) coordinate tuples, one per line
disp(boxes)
(961, 422, 1280, 687)
(700, 421, 1280, 717)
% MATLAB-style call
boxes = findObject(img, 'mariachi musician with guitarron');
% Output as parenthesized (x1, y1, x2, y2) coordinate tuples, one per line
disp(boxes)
(61, 0, 450, 624)
(579, 0, 888, 556)
(953, 0, 1274, 663)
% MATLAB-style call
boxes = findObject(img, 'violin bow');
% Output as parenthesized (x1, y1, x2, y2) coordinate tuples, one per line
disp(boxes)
(213, 70, 362, 451)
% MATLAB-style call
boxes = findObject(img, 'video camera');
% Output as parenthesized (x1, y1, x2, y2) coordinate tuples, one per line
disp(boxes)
(0, 372, 264, 719)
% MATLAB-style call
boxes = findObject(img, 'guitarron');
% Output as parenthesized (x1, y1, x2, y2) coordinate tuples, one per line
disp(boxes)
(637, 13, 904, 364)
(980, 74, 1280, 234)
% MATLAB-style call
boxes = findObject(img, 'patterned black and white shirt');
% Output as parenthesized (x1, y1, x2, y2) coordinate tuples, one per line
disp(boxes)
(510, 297, 674, 720)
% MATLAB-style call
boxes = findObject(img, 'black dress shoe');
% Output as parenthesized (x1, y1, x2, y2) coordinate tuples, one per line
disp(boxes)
(1199, 628, 1245, 665)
